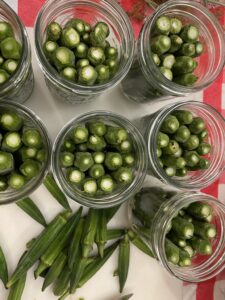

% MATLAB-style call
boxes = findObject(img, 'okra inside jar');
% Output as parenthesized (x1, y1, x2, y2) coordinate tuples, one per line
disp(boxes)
(121, 0, 225, 103)
(52, 112, 147, 208)
(142, 101, 225, 190)
(130, 186, 225, 282)
(0, 102, 51, 204)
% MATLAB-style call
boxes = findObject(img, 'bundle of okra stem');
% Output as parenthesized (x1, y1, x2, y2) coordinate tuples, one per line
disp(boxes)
(1, 174, 153, 300)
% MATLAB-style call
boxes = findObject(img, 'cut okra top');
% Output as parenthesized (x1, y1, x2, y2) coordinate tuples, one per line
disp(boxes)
(157, 109, 212, 178)
(0, 21, 22, 85)
(43, 18, 119, 86)
(0, 110, 47, 192)
(151, 15, 203, 86)
(59, 120, 135, 196)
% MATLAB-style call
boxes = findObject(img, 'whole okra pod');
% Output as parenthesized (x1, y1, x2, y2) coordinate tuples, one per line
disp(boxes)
(118, 234, 130, 293)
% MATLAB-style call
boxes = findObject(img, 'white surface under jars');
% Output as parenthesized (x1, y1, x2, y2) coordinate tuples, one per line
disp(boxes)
(0, 28, 211, 300)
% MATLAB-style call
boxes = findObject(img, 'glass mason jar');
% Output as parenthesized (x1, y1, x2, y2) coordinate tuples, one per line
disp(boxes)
(35, 0, 134, 104)
(0, 101, 51, 205)
(129, 186, 225, 282)
(52, 111, 147, 208)
(121, 0, 225, 103)
(0, 1, 34, 103)
(136, 101, 225, 190)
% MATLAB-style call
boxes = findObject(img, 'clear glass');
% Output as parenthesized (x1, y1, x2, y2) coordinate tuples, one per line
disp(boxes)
(0, 101, 51, 205)
(129, 186, 225, 282)
(35, 0, 134, 104)
(0, 1, 34, 103)
(52, 111, 147, 208)
(121, 0, 225, 103)
(136, 101, 225, 190)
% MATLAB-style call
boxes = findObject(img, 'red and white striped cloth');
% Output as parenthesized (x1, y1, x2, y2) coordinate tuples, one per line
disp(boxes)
(5, 0, 225, 299)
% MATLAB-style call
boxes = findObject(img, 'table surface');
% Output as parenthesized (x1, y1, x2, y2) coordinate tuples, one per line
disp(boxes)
(0, 28, 205, 300)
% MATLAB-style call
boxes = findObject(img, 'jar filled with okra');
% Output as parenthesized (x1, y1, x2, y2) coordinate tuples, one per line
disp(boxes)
(52, 111, 147, 208)
(34, 0, 134, 104)
(121, 0, 225, 103)
(136, 101, 225, 190)
(0, 1, 34, 103)
(129, 186, 225, 282)
(0, 101, 51, 204)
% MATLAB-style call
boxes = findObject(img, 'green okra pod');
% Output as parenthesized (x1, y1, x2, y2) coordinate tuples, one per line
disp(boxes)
(0, 246, 8, 288)
(53, 265, 71, 296)
(82, 209, 99, 258)
(107, 229, 125, 240)
(16, 197, 47, 227)
(68, 217, 84, 269)
(42, 252, 67, 291)
(7, 272, 26, 300)
(127, 230, 154, 258)
(95, 210, 107, 258)
(7, 211, 70, 288)
(35, 207, 82, 278)
(78, 241, 119, 288)
(70, 252, 88, 293)
(118, 234, 130, 293)
(44, 173, 71, 211)
(165, 239, 180, 265)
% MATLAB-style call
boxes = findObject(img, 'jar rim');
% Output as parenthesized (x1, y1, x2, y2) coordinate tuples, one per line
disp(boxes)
(138, 0, 225, 95)
(0, 1, 31, 96)
(0, 101, 51, 205)
(34, 0, 135, 95)
(147, 100, 225, 190)
(52, 110, 148, 208)
(151, 192, 225, 282)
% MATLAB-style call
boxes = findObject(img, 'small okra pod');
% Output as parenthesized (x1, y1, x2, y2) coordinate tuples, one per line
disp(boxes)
(171, 216, 194, 239)
(44, 173, 71, 211)
(65, 18, 86, 34)
(160, 115, 180, 134)
(185, 202, 212, 220)
(178, 250, 192, 267)
(42, 252, 67, 291)
(95, 210, 107, 258)
(35, 207, 82, 278)
(118, 234, 130, 293)
(7, 272, 26, 300)
(180, 25, 199, 43)
(0, 246, 8, 288)
(70, 252, 88, 293)
(0, 21, 14, 42)
(7, 211, 71, 288)
(105, 126, 128, 145)
(60, 67, 77, 82)
(155, 15, 171, 35)
(1, 37, 21, 60)
(53, 265, 71, 296)
(47, 21, 62, 41)
(82, 209, 99, 258)
(60, 27, 80, 49)
(189, 236, 212, 255)
(78, 65, 98, 85)
(170, 18, 182, 34)
(151, 35, 171, 55)
(107, 229, 125, 240)
(68, 218, 84, 269)
(16, 197, 47, 227)
(78, 241, 119, 288)
(53, 47, 75, 71)
(127, 230, 154, 258)
(43, 41, 58, 62)
(165, 239, 180, 265)
(168, 35, 183, 53)
(0, 69, 10, 84)
(174, 73, 198, 86)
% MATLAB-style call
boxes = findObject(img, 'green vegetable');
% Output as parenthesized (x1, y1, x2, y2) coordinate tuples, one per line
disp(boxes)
(0, 246, 8, 288)
(16, 197, 47, 227)
(189, 117, 206, 134)
(159, 66, 173, 81)
(0, 176, 8, 191)
(174, 125, 191, 143)
(22, 128, 42, 148)
(165, 239, 179, 265)
(192, 220, 216, 239)
(171, 216, 194, 239)
(0, 37, 21, 60)
(151, 35, 171, 55)
(19, 147, 37, 161)
(128, 230, 153, 257)
(67, 168, 85, 185)
(168, 35, 183, 53)
(53, 47, 75, 71)
(157, 132, 169, 148)
(184, 151, 200, 167)
(105, 126, 128, 145)
(193, 41, 204, 57)
(82, 209, 99, 258)
(87, 121, 106, 136)
(44, 173, 71, 211)
(78, 65, 98, 85)
(174, 73, 198, 86)
(75, 42, 88, 58)
(7, 272, 26, 300)
(189, 236, 212, 255)
(89, 164, 105, 179)
(53, 265, 70, 296)
(0, 69, 10, 84)
(65, 18, 86, 34)
(0, 151, 14, 175)
(42, 252, 67, 291)
(7, 211, 70, 288)
(61, 27, 80, 49)
(162, 140, 179, 155)
(87, 47, 105, 66)
(74, 152, 94, 172)
(8, 172, 26, 190)
(178, 249, 192, 267)
(112, 167, 133, 184)
(152, 53, 161, 66)
(2, 132, 22, 152)
(20, 159, 41, 179)
(72, 126, 89, 144)
(167, 233, 187, 248)
(60, 152, 74, 167)
(172, 110, 193, 125)
(43, 41, 59, 61)
(3, 59, 18, 74)
(70, 252, 87, 293)
(183, 135, 200, 150)
(196, 143, 211, 155)
(105, 152, 123, 171)
(118, 234, 130, 293)
(87, 135, 107, 151)
(60, 67, 77, 82)
(0, 21, 13, 42)
(78, 242, 119, 288)
(68, 218, 84, 269)
(155, 16, 171, 34)
(105, 46, 118, 59)
(107, 229, 125, 240)
(47, 22, 62, 41)
(180, 25, 199, 43)
(161, 54, 175, 69)
(123, 154, 135, 166)
(96, 64, 110, 83)
(160, 115, 179, 134)
(185, 202, 212, 220)
(172, 56, 197, 75)
(177, 43, 196, 56)
(82, 178, 97, 195)
(161, 156, 186, 169)
(95, 210, 107, 258)
(170, 18, 182, 34)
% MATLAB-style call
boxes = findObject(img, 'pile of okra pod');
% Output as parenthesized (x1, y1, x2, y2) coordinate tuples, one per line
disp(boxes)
(151, 16, 203, 86)
(157, 109, 211, 177)
(43, 18, 118, 85)
(1, 175, 152, 300)
(60, 120, 135, 195)
(0, 110, 46, 191)
(0, 21, 22, 85)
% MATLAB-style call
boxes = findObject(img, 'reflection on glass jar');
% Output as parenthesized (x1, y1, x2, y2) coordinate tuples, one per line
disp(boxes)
(136, 101, 225, 190)
(0, 1, 34, 103)
(129, 186, 225, 282)
(121, 0, 225, 103)
(35, 0, 134, 104)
